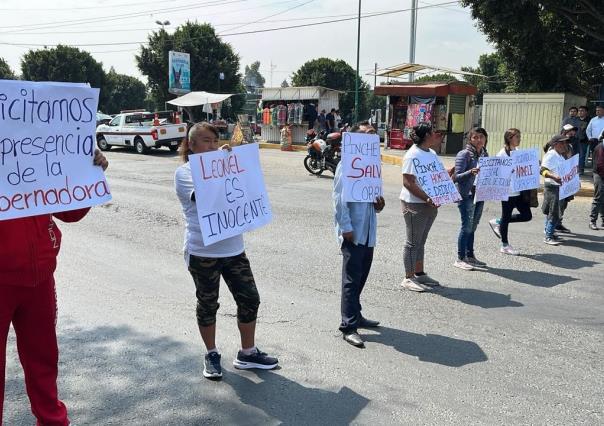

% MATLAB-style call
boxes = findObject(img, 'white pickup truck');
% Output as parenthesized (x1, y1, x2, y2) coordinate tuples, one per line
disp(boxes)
(96, 111, 187, 154)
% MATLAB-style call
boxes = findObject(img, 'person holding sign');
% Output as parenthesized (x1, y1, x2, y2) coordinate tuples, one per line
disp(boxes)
(399, 122, 443, 292)
(541, 135, 568, 245)
(0, 150, 108, 426)
(174, 123, 278, 380)
(333, 122, 385, 348)
(488, 129, 533, 255)
(453, 128, 489, 270)
(589, 131, 604, 230)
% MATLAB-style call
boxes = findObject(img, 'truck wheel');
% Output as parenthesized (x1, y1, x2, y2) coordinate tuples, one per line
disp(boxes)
(168, 144, 179, 152)
(135, 137, 149, 155)
(97, 137, 111, 151)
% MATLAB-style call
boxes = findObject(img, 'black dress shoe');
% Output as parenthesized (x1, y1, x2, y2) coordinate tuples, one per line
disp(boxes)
(359, 317, 380, 328)
(343, 331, 364, 348)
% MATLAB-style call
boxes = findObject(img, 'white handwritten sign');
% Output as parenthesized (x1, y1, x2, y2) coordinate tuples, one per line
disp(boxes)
(559, 154, 580, 200)
(0, 79, 111, 221)
(340, 132, 382, 202)
(511, 149, 540, 192)
(474, 157, 514, 202)
(411, 152, 461, 206)
(189, 143, 272, 245)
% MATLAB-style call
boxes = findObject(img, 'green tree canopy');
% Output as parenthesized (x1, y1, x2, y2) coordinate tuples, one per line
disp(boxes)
(280, 79, 289, 88)
(136, 22, 244, 115)
(461, 0, 604, 95)
(461, 52, 511, 102)
(0, 57, 16, 80)
(21, 45, 107, 107)
(243, 61, 265, 91)
(291, 58, 369, 119)
(103, 68, 147, 114)
(415, 73, 459, 83)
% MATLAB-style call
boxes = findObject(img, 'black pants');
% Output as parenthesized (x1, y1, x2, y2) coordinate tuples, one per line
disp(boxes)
(340, 240, 374, 333)
(500, 195, 532, 244)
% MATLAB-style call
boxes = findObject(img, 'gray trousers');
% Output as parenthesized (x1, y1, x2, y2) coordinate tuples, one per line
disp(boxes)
(591, 174, 604, 223)
(402, 201, 438, 276)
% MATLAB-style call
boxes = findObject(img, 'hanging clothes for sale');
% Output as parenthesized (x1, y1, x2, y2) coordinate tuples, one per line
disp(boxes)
(271, 106, 279, 126)
(287, 103, 295, 124)
(263, 107, 271, 125)
(278, 104, 287, 126)
(296, 103, 304, 125)
(405, 103, 434, 129)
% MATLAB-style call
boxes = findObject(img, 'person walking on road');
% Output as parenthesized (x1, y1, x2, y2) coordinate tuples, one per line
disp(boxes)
(399, 122, 442, 292)
(488, 128, 533, 255)
(333, 121, 385, 348)
(541, 135, 568, 245)
(0, 150, 108, 426)
(453, 127, 489, 270)
(175, 122, 278, 380)
(589, 131, 604, 230)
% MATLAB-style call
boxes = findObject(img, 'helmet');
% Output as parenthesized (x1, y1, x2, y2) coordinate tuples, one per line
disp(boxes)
(326, 132, 342, 145)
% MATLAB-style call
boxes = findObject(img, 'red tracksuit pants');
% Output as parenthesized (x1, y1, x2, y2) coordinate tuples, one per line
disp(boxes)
(0, 278, 69, 426)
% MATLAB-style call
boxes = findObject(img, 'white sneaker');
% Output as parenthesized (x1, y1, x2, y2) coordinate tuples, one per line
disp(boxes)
(500, 244, 519, 255)
(401, 277, 429, 292)
(453, 260, 474, 271)
(489, 219, 501, 239)
(544, 237, 560, 246)
(415, 274, 440, 286)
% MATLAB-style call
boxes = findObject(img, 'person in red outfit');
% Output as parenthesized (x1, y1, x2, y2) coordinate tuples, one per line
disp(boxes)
(0, 150, 108, 426)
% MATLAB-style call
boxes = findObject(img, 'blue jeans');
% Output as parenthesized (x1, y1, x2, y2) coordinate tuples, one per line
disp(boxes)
(457, 197, 484, 260)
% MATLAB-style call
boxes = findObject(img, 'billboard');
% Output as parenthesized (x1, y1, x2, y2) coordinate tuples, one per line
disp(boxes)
(168, 51, 191, 95)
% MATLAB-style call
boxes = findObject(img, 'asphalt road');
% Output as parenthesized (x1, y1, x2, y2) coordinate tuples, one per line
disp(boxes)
(5, 147, 603, 425)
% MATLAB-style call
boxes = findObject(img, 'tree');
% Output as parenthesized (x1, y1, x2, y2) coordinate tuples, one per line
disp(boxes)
(103, 68, 147, 114)
(461, 52, 511, 103)
(461, 0, 604, 95)
(243, 61, 265, 92)
(21, 45, 107, 107)
(291, 58, 370, 120)
(136, 22, 244, 116)
(415, 73, 459, 83)
(280, 79, 289, 88)
(0, 57, 16, 80)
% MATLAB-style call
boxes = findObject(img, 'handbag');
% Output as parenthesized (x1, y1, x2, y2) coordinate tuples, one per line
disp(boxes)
(522, 189, 539, 208)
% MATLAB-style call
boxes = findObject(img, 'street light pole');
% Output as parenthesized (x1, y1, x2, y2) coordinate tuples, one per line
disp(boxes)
(155, 20, 171, 31)
(409, 0, 418, 82)
(354, 0, 361, 124)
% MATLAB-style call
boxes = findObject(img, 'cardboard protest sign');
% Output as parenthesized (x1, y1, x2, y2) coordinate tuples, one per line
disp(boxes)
(340, 132, 382, 203)
(511, 149, 540, 192)
(189, 143, 272, 245)
(474, 157, 514, 202)
(0, 79, 111, 221)
(410, 152, 461, 206)
(559, 154, 580, 200)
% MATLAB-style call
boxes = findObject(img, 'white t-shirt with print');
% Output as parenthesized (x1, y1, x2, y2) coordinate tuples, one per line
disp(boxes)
(399, 144, 439, 203)
(542, 149, 565, 186)
(497, 147, 521, 197)
(174, 162, 244, 262)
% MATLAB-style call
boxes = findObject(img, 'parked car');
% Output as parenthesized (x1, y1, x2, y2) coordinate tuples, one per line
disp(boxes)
(96, 112, 112, 127)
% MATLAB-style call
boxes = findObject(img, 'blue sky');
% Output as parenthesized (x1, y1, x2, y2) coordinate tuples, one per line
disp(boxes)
(0, 0, 494, 85)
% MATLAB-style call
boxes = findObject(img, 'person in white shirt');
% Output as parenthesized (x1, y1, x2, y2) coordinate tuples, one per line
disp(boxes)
(540, 134, 567, 245)
(488, 128, 533, 255)
(174, 122, 278, 380)
(586, 105, 604, 155)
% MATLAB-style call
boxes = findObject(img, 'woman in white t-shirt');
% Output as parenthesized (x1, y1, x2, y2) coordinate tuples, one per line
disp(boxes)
(488, 128, 533, 255)
(399, 122, 442, 292)
(174, 122, 278, 380)
(540, 134, 567, 245)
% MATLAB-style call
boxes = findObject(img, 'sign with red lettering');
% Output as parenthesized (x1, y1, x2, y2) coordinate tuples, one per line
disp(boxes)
(511, 149, 540, 192)
(0, 79, 111, 221)
(189, 143, 272, 245)
(340, 132, 382, 202)
(474, 157, 514, 202)
(411, 154, 461, 206)
(559, 154, 580, 200)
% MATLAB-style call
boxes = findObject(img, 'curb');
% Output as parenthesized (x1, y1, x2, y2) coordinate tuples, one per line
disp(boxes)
(258, 142, 308, 152)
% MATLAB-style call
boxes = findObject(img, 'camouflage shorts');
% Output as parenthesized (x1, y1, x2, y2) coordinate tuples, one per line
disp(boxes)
(188, 252, 260, 326)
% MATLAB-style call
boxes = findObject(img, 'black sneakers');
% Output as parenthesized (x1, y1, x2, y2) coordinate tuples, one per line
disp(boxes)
(555, 224, 571, 233)
(233, 348, 279, 370)
(203, 352, 222, 379)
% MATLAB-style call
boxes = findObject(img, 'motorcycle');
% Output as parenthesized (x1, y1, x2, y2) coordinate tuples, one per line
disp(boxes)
(303, 130, 342, 176)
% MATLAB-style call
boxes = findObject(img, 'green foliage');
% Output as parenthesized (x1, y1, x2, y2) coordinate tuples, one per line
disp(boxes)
(415, 73, 458, 83)
(0, 57, 16, 80)
(461, 0, 604, 95)
(20, 45, 107, 107)
(136, 22, 244, 117)
(243, 61, 265, 90)
(461, 52, 511, 102)
(280, 79, 289, 88)
(103, 68, 147, 114)
(291, 58, 370, 119)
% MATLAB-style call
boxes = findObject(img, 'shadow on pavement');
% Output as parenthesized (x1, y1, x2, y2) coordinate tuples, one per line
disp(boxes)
(522, 253, 600, 269)
(552, 239, 604, 252)
(362, 326, 488, 367)
(486, 267, 579, 287)
(5, 324, 369, 425)
(435, 286, 524, 308)
(224, 371, 369, 426)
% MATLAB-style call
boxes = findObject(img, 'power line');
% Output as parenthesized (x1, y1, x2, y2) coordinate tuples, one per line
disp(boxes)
(0, 0, 194, 11)
(218, 0, 314, 34)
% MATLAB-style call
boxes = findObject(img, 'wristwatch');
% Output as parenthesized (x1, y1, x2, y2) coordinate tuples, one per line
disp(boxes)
(425, 197, 432, 203)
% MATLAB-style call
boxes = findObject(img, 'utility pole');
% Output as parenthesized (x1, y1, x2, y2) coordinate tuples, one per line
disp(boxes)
(374, 62, 378, 88)
(270, 61, 277, 87)
(354, 0, 361, 124)
(409, 0, 418, 82)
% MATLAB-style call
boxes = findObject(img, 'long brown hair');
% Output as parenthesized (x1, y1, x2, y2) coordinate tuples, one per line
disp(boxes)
(503, 128, 521, 148)
(179, 122, 220, 162)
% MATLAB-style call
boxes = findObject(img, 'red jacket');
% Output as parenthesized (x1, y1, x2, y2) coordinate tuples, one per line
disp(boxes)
(0, 209, 90, 287)
(593, 143, 604, 178)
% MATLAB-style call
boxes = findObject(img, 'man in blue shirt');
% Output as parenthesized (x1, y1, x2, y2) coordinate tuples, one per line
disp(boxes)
(333, 121, 385, 348)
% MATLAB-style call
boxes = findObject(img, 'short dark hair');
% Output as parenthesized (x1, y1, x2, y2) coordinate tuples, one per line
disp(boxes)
(597, 105, 604, 110)
(569, 106, 578, 112)
(578, 106, 588, 111)
(468, 127, 488, 142)
(350, 120, 373, 133)
(331, 108, 336, 112)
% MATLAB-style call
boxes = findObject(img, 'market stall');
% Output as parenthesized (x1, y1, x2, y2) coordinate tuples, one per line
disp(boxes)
(259, 86, 341, 145)
(374, 82, 478, 154)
